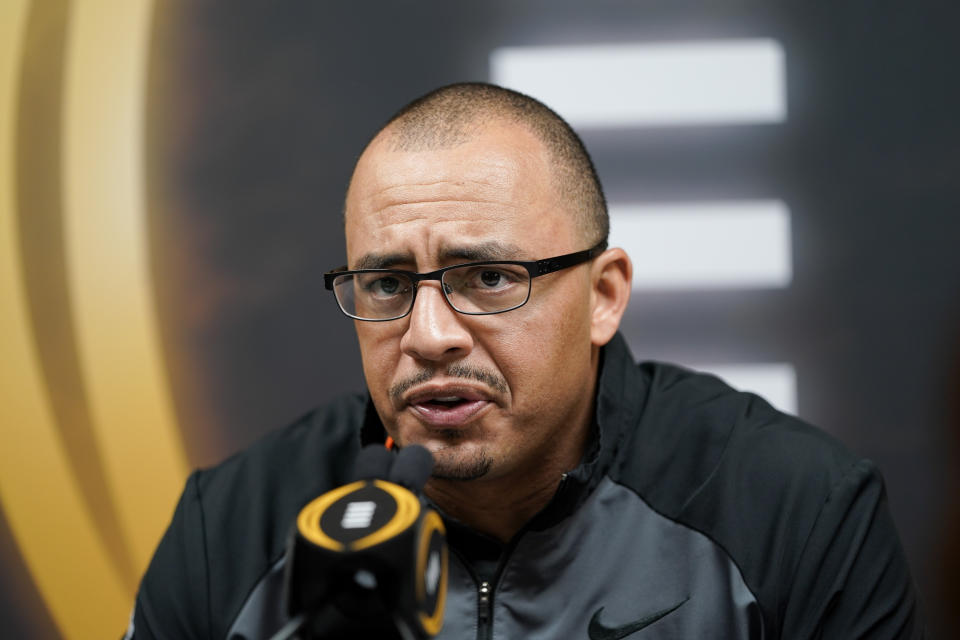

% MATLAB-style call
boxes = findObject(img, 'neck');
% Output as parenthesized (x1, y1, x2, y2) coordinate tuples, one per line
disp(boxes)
(423, 416, 593, 543)
(424, 474, 558, 543)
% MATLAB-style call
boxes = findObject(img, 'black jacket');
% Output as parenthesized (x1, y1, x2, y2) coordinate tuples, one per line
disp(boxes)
(131, 333, 922, 639)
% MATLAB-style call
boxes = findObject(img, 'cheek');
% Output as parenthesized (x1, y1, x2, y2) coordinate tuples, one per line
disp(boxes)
(492, 292, 593, 409)
(356, 327, 409, 438)
(355, 325, 399, 394)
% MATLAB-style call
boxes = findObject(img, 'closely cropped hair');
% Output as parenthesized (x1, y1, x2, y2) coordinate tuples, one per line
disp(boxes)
(371, 82, 609, 246)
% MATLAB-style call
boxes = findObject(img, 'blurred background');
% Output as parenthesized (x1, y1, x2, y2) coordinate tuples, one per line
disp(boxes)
(2, 1, 958, 637)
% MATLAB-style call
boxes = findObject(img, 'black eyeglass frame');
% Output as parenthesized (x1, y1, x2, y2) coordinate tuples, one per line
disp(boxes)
(323, 240, 608, 321)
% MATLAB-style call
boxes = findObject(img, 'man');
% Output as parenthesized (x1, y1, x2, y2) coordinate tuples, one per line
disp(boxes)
(130, 83, 922, 638)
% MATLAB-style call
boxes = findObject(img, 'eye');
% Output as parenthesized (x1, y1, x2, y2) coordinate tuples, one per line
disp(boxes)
(479, 270, 504, 288)
(361, 274, 407, 298)
(459, 265, 524, 292)
(375, 276, 401, 294)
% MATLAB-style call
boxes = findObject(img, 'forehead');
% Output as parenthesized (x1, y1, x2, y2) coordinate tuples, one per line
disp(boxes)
(344, 122, 576, 266)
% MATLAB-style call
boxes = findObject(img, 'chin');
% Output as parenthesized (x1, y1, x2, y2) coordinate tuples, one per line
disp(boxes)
(424, 442, 493, 481)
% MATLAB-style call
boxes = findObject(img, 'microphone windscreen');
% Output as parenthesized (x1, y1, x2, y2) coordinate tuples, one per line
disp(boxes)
(352, 445, 394, 481)
(388, 445, 434, 492)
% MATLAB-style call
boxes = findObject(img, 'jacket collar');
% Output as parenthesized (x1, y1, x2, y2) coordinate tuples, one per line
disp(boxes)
(528, 331, 647, 529)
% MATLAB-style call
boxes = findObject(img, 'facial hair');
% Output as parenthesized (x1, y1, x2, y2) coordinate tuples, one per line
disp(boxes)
(388, 364, 506, 481)
(388, 363, 508, 404)
(428, 435, 494, 481)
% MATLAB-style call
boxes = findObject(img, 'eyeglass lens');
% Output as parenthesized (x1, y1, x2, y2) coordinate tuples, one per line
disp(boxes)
(332, 263, 532, 320)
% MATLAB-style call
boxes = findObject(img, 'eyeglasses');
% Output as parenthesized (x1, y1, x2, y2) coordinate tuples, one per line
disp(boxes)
(324, 241, 607, 321)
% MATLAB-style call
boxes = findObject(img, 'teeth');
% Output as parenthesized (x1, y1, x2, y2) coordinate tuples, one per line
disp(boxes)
(434, 396, 462, 402)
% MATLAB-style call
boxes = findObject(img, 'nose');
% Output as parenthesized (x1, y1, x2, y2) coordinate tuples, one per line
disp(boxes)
(399, 283, 473, 363)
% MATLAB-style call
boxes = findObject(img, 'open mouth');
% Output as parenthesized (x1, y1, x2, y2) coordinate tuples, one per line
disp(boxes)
(423, 396, 469, 408)
(407, 393, 491, 427)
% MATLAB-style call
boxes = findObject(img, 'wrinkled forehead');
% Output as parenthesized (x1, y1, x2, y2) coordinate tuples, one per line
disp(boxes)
(343, 123, 577, 265)
(349, 147, 529, 215)
(347, 121, 551, 209)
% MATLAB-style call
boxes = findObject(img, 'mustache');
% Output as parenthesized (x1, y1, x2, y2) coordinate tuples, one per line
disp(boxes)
(388, 364, 508, 403)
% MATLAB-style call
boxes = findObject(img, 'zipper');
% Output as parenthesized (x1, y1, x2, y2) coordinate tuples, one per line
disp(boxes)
(477, 581, 492, 639)
(457, 473, 574, 640)
(448, 546, 496, 640)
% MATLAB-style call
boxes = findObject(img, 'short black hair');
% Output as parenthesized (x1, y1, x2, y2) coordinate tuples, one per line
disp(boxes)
(362, 82, 608, 246)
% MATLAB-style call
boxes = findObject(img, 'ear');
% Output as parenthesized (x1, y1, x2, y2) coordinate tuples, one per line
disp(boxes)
(589, 247, 632, 347)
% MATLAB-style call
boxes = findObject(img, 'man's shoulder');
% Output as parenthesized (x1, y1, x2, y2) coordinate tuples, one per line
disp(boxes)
(136, 392, 371, 639)
(606, 360, 920, 635)
(616, 361, 862, 512)
(610, 361, 885, 610)
(597, 337, 861, 510)
(621, 362, 852, 478)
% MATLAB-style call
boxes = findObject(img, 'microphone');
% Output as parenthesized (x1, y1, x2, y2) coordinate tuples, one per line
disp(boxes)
(353, 443, 394, 481)
(388, 444, 433, 491)
(276, 445, 447, 640)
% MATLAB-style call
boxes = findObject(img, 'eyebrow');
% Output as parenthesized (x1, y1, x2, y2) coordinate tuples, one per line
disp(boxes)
(353, 252, 413, 270)
(353, 240, 526, 271)
(440, 240, 526, 263)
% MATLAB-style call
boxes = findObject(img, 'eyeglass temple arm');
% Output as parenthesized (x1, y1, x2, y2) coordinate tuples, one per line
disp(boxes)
(323, 266, 349, 290)
(533, 242, 607, 277)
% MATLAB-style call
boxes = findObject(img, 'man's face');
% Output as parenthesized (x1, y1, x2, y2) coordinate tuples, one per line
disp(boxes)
(344, 120, 599, 483)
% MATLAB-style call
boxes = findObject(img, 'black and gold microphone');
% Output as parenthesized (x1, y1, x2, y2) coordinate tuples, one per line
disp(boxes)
(274, 445, 448, 640)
